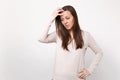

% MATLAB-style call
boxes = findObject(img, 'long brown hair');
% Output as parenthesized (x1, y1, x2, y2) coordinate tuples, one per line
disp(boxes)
(55, 5, 84, 51)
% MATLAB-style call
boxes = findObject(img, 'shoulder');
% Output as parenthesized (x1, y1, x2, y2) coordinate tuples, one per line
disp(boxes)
(81, 30, 91, 37)
(81, 30, 94, 42)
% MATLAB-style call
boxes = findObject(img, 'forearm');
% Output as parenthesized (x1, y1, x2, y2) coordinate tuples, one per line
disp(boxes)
(87, 50, 103, 74)
(38, 16, 55, 42)
(86, 31, 103, 74)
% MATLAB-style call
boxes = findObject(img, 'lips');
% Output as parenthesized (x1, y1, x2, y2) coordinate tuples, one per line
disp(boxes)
(65, 25, 69, 28)
(65, 25, 71, 29)
(65, 25, 68, 26)
(65, 23, 69, 26)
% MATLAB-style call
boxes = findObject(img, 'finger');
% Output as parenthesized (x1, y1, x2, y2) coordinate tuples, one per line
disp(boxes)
(78, 72, 85, 77)
(58, 11, 64, 16)
(55, 8, 63, 13)
(78, 72, 83, 77)
(78, 72, 84, 77)
(80, 75, 87, 79)
(78, 70, 84, 73)
(80, 73, 85, 78)
(80, 72, 88, 78)
(58, 8, 64, 10)
(58, 13, 63, 16)
(57, 8, 63, 11)
(80, 73, 87, 79)
(79, 75, 84, 79)
(58, 9, 64, 13)
(82, 74, 88, 79)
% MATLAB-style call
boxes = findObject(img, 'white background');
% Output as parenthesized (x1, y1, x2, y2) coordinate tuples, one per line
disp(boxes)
(0, 0, 120, 80)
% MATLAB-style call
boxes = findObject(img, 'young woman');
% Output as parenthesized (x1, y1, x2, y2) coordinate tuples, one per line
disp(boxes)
(39, 5, 103, 80)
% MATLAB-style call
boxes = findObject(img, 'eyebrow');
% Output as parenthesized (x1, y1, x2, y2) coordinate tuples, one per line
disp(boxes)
(61, 15, 70, 19)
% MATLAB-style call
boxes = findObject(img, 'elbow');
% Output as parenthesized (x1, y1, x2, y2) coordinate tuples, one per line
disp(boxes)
(38, 39, 43, 43)
(38, 37, 45, 43)
(97, 50, 103, 59)
(38, 38, 48, 43)
(100, 50, 103, 57)
(95, 49, 103, 58)
(38, 39, 46, 43)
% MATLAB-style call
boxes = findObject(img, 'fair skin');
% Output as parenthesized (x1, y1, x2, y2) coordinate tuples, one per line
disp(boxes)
(60, 11, 74, 30)
(52, 8, 90, 79)
(60, 10, 74, 39)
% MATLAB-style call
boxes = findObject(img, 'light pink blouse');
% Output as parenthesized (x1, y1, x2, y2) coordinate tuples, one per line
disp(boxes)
(38, 16, 103, 80)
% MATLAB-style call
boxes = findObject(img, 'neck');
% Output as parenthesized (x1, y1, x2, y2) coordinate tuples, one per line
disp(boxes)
(69, 31, 73, 39)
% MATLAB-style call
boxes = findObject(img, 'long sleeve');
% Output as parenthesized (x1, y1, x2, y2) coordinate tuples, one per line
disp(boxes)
(38, 16, 57, 43)
(86, 32, 103, 74)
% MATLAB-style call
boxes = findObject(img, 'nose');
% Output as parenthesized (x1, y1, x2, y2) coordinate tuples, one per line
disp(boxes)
(64, 20, 68, 25)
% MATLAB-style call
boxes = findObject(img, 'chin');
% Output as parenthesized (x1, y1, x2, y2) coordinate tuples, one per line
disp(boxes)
(67, 28, 71, 30)
(64, 26, 72, 30)
(66, 27, 72, 31)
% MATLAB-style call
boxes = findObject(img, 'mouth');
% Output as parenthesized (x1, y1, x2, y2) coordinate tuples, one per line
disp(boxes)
(65, 25, 69, 28)
(65, 23, 69, 26)
(65, 25, 71, 29)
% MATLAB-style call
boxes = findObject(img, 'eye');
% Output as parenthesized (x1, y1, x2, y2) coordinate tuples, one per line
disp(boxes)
(66, 17, 70, 19)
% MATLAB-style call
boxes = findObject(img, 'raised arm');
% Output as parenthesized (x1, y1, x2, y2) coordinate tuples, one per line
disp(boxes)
(38, 8, 64, 43)
(86, 32, 103, 74)
(38, 16, 57, 43)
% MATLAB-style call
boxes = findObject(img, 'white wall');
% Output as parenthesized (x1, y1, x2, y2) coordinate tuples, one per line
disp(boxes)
(0, 0, 120, 80)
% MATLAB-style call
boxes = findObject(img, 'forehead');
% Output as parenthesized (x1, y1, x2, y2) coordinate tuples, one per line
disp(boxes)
(60, 11, 72, 18)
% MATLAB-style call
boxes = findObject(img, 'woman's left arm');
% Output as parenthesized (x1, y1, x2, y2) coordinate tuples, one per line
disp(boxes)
(86, 32, 103, 74)
(78, 32, 103, 79)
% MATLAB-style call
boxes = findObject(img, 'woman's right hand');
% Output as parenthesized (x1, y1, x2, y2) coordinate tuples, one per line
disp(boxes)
(52, 8, 64, 19)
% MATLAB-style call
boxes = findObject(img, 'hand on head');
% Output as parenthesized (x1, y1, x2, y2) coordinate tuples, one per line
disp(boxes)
(52, 8, 64, 18)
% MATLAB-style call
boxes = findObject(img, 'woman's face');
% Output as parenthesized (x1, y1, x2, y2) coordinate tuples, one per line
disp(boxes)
(60, 11, 74, 30)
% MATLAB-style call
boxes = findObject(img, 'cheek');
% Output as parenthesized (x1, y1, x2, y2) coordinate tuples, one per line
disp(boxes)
(61, 21, 64, 25)
(70, 19, 74, 25)
(61, 20, 67, 25)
